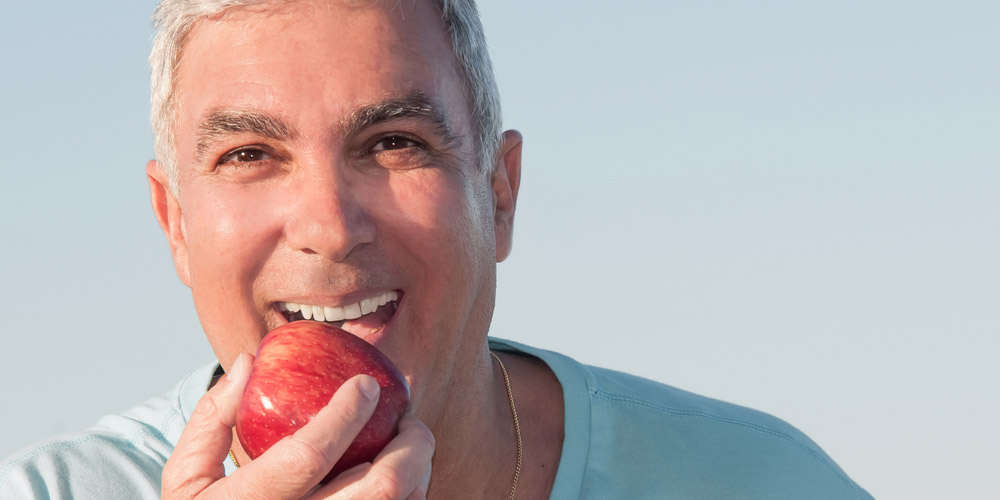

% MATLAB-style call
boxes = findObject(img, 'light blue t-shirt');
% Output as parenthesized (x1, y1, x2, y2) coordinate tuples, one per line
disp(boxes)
(0, 338, 874, 499)
(491, 339, 873, 499)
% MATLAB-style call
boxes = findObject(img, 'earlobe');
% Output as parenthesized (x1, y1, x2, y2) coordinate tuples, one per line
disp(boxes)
(147, 160, 192, 287)
(492, 130, 522, 263)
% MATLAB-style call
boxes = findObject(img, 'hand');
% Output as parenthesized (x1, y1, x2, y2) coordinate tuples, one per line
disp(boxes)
(162, 353, 435, 500)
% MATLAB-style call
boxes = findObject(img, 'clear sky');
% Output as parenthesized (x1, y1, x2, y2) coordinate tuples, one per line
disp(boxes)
(1, 1, 998, 498)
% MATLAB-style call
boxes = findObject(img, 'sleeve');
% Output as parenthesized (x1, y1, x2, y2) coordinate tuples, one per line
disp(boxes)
(0, 432, 169, 500)
(0, 363, 213, 499)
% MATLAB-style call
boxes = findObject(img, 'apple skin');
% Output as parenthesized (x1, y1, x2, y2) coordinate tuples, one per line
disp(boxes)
(235, 320, 409, 482)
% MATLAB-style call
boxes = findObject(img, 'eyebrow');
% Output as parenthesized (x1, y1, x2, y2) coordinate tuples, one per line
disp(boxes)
(194, 91, 459, 162)
(338, 91, 459, 146)
(195, 109, 296, 162)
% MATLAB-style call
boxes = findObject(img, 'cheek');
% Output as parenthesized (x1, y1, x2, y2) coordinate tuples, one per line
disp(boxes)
(384, 172, 495, 272)
(182, 185, 282, 281)
(181, 185, 284, 360)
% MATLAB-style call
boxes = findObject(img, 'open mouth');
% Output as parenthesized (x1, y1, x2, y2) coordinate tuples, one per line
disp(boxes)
(278, 290, 400, 338)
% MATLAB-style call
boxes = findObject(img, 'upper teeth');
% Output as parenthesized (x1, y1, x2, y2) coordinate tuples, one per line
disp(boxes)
(279, 290, 399, 322)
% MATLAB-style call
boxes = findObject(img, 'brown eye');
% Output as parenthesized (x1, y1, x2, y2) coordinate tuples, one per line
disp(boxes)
(219, 147, 272, 165)
(372, 135, 420, 152)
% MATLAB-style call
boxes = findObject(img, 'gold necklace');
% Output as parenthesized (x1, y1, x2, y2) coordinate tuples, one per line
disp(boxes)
(228, 353, 523, 500)
(491, 351, 523, 500)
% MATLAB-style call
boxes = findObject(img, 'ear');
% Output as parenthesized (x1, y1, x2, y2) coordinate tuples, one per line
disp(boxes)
(492, 130, 522, 263)
(147, 160, 192, 287)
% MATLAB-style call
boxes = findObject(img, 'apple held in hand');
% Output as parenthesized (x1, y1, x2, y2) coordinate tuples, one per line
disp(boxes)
(235, 320, 409, 482)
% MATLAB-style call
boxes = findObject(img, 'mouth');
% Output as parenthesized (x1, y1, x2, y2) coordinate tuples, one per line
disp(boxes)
(277, 290, 401, 340)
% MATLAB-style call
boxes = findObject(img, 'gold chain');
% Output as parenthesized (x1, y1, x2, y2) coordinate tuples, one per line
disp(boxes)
(491, 351, 522, 500)
(228, 353, 523, 500)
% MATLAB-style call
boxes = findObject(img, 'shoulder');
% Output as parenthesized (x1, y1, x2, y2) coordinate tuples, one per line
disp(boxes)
(585, 366, 874, 499)
(489, 338, 874, 500)
(0, 362, 217, 500)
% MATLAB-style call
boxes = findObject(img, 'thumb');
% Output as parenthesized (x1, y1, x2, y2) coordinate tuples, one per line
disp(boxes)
(162, 353, 252, 499)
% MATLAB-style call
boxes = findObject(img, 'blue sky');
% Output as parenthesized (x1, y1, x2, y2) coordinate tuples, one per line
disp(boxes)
(1, 1, 998, 498)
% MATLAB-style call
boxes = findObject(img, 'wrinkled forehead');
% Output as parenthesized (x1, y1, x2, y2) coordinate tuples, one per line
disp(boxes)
(171, 0, 471, 141)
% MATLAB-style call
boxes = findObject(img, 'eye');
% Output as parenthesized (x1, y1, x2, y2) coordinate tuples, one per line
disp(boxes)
(371, 135, 422, 152)
(218, 146, 273, 165)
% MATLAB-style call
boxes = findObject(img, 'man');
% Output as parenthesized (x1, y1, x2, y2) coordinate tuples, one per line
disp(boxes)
(1, 0, 873, 499)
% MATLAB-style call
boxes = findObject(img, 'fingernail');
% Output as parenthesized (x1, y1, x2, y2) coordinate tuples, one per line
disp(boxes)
(227, 354, 248, 381)
(357, 375, 381, 402)
(419, 464, 432, 494)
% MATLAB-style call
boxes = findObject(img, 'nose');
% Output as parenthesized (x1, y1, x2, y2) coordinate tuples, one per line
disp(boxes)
(284, 167, 376, 262)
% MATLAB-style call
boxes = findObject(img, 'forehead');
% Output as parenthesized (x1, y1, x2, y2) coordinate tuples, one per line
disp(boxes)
(172, 0, 468, 149)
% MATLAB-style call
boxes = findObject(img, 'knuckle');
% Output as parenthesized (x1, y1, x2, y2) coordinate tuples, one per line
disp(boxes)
(372, 466, 409, 500)
(160, 469, 210, 500)
(278, 435, 332, 478)
(160, 459, 188, 495)
(399, 421, 435, 456)
(331, 398, 371, 428)
(190, 392, 221, 422)
(224, 477, 271, 500)
(413, 424, 435, 451)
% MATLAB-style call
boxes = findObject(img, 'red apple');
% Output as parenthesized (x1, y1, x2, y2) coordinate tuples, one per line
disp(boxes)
(235, 320, 409, 483)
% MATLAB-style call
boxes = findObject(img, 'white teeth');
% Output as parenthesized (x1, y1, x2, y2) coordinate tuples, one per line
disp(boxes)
(279, 291, 398, 324)
(343, 303, 362, 320)
(324, 306, 346, 322)
(360, 298, 376, 315)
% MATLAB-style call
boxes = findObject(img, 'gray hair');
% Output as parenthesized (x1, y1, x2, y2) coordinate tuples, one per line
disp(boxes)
(150, 0, 503, 194)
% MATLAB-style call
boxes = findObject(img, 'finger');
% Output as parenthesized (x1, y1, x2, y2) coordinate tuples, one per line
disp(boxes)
(227, 374, 381, 500)
(404, 487, 428, 500)
(315, 413, 435, 500)
(404, 461, 432, 500)
(417, 460, 432, 496)
(370, 415, 435, 500)
(162, 353, 252, 500)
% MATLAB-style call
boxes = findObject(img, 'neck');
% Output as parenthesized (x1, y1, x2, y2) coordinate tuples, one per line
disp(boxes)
(424, 345, 563, 500)
(422, 346, 520, 499)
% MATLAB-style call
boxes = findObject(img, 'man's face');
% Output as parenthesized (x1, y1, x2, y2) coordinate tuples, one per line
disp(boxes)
(148, 0, 519, 419)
